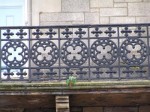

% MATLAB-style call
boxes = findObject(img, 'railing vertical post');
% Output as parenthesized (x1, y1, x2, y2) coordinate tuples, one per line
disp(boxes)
(88, 26, 91, 81)
(28, 28, 32, 82)
(147, 25, 150, 79)
(117, 26, 121, 80)
(58, 28, 61, 81)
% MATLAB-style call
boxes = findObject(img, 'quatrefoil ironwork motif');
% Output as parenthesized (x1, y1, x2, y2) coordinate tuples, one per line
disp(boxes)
(91, 39, 118, 66)
(61, 39, 88, 66)
(2, 41, 28, 67)
(31, 40, 58, 67)
(120, 38, 147, 65)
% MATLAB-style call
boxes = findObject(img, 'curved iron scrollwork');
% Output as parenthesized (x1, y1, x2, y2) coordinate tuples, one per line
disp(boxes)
(2, 41, 28, 67)
(61, 39, 88, 66)
(120, 38, 147, 65)
(91, 39, 118, 66)
(31, 40, 58, 67)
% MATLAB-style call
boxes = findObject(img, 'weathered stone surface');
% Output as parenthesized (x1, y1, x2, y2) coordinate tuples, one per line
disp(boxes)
(83, 107, 103, 112)
(40, 13, 84, 22)
(110, 17, 135, 24)
(114, 0, 125, 2)
(32, 0, 61, 12)
(104, 107, 138, 112)
(70, 93, 150, 107)
(99, 0, 113, 7)
(0, 108, 24, 112)
(125, 0, 142, 2)
(40, 21, 72, 26)
(72, 21, 84, 25)
(62, 0, 89, 12)
(143, 0, 150, 2)
(100, 8, 127, 16)
(136, 17, 150, 23)
(114, 3, 127, 7)
(128, 3, 150, 16)
(23, 109, 42, 112)
(90, 8, 99, 12)
(85, 13, 99, 24)
(90, 0, 99, 7)
(71, 107, 82, 112)
(32, 0, 61, 25)
(0, 95, 55, 108)
(90, 0, 113, 7)
(139, 106, 150, 112)
(114, 0, 142, 2)
(100, 17, 110, 24)
(23, 108, 55, 112)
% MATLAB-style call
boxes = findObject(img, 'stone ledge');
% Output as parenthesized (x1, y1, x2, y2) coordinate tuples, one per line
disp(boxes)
(0, 80, 150, 95)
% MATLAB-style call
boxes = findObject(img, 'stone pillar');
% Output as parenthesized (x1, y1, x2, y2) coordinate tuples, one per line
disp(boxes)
(56, 96, 70, 112)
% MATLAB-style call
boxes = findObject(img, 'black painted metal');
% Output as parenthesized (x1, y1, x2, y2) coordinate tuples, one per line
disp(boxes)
(0, 24, 150, 81)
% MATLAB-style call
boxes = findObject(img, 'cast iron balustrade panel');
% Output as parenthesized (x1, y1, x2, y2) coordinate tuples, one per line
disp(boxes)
(0, 24, 150, 81)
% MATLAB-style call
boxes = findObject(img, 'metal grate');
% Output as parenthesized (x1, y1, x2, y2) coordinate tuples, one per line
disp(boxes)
(0, 24, 150, 81)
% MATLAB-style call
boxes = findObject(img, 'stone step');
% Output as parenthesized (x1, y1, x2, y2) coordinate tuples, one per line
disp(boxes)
(56, 96, 69, 112)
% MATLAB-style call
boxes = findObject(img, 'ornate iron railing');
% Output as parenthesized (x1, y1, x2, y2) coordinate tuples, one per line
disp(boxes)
(0, 24, 150, 81)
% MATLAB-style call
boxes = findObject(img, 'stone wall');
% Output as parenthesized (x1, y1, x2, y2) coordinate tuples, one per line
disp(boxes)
(31, 0, 150, 26)
(0, 106, 150, 112)
(75, 106, 150, 112)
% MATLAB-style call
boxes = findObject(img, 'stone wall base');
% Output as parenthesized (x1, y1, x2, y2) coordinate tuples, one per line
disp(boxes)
(0, 106, 150, 112)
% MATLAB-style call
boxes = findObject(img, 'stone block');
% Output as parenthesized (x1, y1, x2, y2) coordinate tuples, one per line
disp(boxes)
(128, 3, 150, 16)
(71, 107, 82, 112)
(99, 0, 113, 7)
(32, 0, 61, 12)
(139, 106, 150, 112)
(72, 21, 84, 25)
(110, 17, 135, 24)
(100, 17, 110, 24)
(114, 3, 127, 7)
(90, 0, 113, 7)
(40, 22, 72, 26)
(62, 0, 89, 12)
(32, 0, 62, 25)
(143, 0, 150, 2)
(85, 13, 99, 24)
(0, 108, 24, 112)
(125, 0, 142, 2)
(136, 17, 150, 23)
(90, 0, 99, 7)
(104, 107, 138, 112)
(100, 8, 127, 16)
(56, 96, 69, 112)
(114, 0, 125, 2)
(83, 107, 103, 112)
(90, 8, 99, 12)
(40, 13, 84, 22)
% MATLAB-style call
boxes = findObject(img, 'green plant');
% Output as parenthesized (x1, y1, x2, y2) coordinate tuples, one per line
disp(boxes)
(66, 76, 77, 87)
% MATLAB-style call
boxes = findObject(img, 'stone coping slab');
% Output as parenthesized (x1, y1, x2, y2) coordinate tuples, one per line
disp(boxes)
(0, 80, 149, 95)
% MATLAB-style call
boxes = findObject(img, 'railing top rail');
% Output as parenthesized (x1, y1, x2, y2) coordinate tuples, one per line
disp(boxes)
(0, 23, 150, 29)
